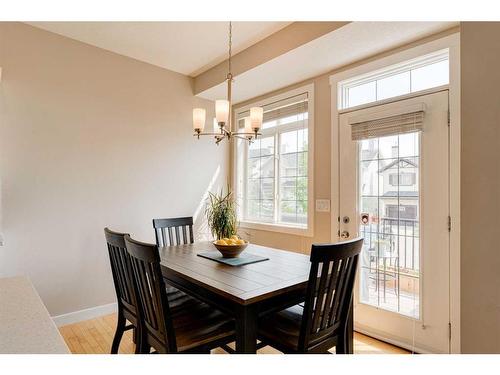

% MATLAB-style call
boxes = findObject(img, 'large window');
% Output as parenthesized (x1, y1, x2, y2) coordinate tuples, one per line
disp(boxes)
(234, 86, 313, 235)
(339, 49, 449, 110)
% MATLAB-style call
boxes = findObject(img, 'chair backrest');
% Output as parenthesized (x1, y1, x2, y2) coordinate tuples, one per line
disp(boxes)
(298, 237, 364, 352)
(153, 217, 194, 247)
(104, 228, 138, 317)
(124, 235, 177, 352)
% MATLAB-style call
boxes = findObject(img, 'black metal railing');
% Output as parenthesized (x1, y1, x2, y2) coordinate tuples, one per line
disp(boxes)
(360, 217, 419, 272)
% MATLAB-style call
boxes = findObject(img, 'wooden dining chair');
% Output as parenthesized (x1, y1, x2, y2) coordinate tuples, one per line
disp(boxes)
(153, 216, 194, 247)
(104, 228, 141, 354)
(257, 237, 364, 354)
(124, 235, 236, 354)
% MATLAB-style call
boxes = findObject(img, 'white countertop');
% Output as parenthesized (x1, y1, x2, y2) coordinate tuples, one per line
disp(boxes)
(0, 276, 70, 354)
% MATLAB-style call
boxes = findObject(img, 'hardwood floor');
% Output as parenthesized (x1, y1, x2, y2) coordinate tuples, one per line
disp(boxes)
(59, 313, 409, 354)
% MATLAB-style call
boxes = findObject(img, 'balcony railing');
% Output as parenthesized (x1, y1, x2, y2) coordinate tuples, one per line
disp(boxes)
(361, 217, 419, 272)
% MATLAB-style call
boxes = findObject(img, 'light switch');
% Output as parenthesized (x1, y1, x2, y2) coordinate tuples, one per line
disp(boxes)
(315, 199, 331, 212)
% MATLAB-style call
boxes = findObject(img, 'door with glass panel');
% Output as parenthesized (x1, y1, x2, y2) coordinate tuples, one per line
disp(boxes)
(338, 90, 450, 353)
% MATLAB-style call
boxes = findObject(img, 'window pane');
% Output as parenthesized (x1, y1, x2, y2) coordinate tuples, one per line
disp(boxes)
(260, 136, 275, 156)
(297, 128, 308, 152)
(360, 139, 378, 161)
(347, 81, 376, 107)
(261, 178, 274, 200)
(398, 132, 419, 158)
(280, 201, 297, 223)
(297, 201, 308, 224)
(376, 71, 410, 100)
(280, 130, 298, 154)
(248, 138, 260, 158)
(378, 135, 399, 159)
(247, 158, 260, 178)
(280, 177, 296, 200)
(360, 160, 379, 196)
(261, 156, 274, 178)
(247, 179, 260, 199)
(411, 59, 449, 92)
(296, 177, 307, 202)
(298, 152, 307, 176)
(246, 200, 260, 220)
(280, 153, 297, 177)
(261, 200, 274, 219)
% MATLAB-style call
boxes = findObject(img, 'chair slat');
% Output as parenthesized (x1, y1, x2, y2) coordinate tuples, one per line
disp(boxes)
(175, 227, 181, 245)
(310, 261, 330, 333)
(320, 259, 340, 330)
(329, 258, 349, 327)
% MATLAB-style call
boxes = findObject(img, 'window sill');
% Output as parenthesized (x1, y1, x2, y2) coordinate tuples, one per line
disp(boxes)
(239, 220, 313, 237)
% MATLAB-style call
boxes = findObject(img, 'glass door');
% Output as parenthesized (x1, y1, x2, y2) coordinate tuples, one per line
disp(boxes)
(339, 90, 450, 353)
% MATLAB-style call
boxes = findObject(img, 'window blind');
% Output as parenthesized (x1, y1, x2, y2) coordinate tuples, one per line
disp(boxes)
(350, 110, 424, 141)
(236, 93, 308, 128)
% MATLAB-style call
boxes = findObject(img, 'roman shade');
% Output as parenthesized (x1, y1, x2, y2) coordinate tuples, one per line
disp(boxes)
(236, 92, 308, 127)
(349, 105, 425, 141)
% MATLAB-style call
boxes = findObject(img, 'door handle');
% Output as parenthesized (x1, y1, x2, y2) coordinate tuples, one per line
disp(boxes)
(340, 230, 350, 239)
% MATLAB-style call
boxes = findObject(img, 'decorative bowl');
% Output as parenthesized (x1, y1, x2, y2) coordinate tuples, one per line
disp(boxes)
(212, 240, 249, 258)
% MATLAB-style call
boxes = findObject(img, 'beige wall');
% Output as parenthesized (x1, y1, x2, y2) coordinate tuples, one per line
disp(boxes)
(233, 27, 459, 254)
(0, 23, 227, 316)
(460, 22, 500, 353)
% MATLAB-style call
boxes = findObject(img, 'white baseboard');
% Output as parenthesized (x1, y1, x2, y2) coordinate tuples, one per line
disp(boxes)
(52, 302, 117, 327)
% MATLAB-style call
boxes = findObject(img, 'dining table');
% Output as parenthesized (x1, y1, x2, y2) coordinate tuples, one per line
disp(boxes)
(159, 241, 354, 354)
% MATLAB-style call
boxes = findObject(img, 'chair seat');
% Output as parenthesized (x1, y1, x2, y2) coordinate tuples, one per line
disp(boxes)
(168, 293, 235, 352)
(258, 304, 304, 352)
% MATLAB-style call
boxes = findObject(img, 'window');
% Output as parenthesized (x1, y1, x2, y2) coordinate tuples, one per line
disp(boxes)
(339, 49, 449, 109)
(234, 86, 313, 235)
(389, 172, 416, 186)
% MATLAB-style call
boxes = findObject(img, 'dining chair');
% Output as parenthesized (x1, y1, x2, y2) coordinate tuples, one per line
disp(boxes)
(152, 216, 195, 295)
(153, 216, 194, 246)
(104, 228, 141, 354)
(104, 228, 191, 354)
(124, 235, 236, 353)
(257, 237, 364, 354)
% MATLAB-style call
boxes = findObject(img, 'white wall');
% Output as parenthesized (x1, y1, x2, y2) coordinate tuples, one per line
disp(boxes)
(0, 22, 228, 316)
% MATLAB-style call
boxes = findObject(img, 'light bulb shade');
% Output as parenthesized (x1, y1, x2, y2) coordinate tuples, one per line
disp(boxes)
(213, 118, 219, 132)
(215, 100, 230, 124)
(244, 117, 252, 133)
(192, 108, 206, 131)
(250, 107, 263, 131)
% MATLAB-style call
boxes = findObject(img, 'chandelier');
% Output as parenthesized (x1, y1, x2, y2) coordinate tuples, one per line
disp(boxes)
(192, 22, 263, 145)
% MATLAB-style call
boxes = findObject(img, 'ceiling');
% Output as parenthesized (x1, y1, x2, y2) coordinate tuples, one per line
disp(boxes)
(198, 22, 458, 103)
(27, 21, 291, 76)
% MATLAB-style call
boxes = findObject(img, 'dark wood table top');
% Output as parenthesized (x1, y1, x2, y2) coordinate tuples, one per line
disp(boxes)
(159, 241, 311, 305)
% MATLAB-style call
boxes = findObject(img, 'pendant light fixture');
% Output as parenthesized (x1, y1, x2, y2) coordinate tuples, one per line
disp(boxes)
(192, 22, 263, 144)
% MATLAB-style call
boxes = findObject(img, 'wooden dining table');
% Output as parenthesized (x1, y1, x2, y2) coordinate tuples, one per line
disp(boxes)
(159, 241, 353, 354)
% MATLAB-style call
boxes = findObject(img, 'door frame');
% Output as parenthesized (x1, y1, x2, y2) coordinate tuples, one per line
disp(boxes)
(329, 33, 461, 353)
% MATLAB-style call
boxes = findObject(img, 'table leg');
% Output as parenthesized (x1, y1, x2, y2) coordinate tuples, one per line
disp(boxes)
(235, 305, 258, 354)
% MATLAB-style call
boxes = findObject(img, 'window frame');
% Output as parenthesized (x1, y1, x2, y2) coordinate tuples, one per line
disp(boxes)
(233, 84, 315, 237)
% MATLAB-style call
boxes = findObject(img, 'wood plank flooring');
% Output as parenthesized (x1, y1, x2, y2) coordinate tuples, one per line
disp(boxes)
(59, 313, 409, 354)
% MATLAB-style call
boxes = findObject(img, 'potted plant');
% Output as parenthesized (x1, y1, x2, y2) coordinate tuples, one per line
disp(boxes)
(205, 187, 247, 257)
(205, 187, 237, 240)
